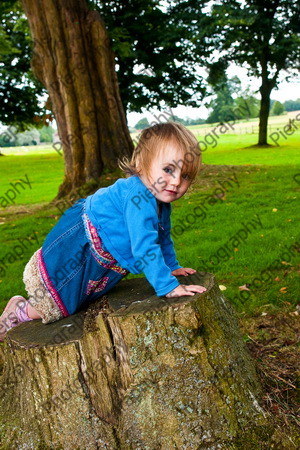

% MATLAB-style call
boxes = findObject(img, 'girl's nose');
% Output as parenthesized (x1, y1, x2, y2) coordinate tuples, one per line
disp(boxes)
(171, 177, 181, 188)
(172, 171, 182, 185)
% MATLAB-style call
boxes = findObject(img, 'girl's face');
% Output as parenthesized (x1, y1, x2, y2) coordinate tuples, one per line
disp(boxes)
(140, 143, 192, 203)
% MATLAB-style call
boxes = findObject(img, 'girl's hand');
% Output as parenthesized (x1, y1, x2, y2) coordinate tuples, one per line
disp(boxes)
(165, 284, 206, 298)
(172, 267, 197, 276)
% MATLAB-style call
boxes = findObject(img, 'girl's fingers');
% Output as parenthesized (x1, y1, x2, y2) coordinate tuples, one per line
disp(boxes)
(184, 268, 196, 274)
(185, 285, 207, 293)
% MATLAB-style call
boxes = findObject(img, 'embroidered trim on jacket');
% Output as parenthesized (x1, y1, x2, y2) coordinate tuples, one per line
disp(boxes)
(83, 213, 128, 275)
(86, 277, 109, 295)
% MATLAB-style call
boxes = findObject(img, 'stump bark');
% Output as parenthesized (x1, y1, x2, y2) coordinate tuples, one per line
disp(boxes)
(0, 273, 273, 449)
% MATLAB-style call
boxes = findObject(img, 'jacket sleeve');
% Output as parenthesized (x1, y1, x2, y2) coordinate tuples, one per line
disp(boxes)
(123, 191, 180, 296)
(159, 204, 182, 271)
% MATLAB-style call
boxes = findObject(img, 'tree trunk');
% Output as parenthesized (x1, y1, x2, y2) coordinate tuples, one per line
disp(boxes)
(0, 273, 275, 449)
(258, 77, 273, 146)
(20, 0, 133, 197)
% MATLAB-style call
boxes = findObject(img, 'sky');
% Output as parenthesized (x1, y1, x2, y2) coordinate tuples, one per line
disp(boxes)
(126, 65, 300, 128)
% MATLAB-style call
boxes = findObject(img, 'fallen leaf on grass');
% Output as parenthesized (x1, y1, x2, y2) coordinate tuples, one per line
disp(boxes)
(239, 284, 251, 291)
(279, 287, 287, 293)
(274, 277, 281, 282)
(219, 285, 227, 291)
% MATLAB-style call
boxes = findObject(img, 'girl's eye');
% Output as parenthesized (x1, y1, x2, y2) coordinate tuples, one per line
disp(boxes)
(182, 173, 190, 180)
(163, 167, 173, 174)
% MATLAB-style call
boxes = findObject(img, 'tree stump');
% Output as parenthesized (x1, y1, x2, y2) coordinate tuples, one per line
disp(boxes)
(0, 273, 273, 449)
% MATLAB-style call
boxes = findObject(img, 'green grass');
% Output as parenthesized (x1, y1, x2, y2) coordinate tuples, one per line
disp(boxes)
(201, 133, 300, 165)
(0, 151, 64, 205)
(0, 131, 299, 316)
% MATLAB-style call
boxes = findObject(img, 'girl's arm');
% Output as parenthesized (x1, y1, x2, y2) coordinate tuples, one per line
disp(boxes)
(124, 194, 180, 296)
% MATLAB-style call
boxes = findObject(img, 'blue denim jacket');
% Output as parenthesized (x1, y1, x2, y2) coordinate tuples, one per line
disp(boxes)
(38, 199, 128, 316)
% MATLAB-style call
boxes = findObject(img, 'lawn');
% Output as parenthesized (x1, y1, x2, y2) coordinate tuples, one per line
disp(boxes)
(0, 130, 299, 317)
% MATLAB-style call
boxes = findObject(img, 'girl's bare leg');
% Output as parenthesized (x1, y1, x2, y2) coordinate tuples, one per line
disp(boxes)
(27, 302, 42, 319)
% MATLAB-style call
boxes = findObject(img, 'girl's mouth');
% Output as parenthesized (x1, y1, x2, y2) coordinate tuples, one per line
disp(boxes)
(164, 189, 177, 194)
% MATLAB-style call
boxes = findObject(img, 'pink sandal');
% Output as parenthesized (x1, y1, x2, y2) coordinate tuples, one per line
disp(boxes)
(0, 296, 28, 341)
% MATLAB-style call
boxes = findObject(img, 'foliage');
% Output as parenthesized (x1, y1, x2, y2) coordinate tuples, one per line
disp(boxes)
(134, 117, 150, 130)
(1, 0, 212, 127)
(271, 101, 285, 116)
(89, 0, 210, 112)
(15, 127, 40, 146)
(0, 127, 16, 147)
(284, 98, 300, 112)
(134, 114, 206, 129)
(208, 0, 300, 81)
(0, 124, 54, 146)
(206, 75, 260, 123)
(233, 95, 260, 120)
(172, 115, 206, 126)
(0, 0, 47, 130)
(39, 125, 55, 143)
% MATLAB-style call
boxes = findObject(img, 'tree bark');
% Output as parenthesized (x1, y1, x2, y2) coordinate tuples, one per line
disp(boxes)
(20, 0, 133, 197)
(0, 273, 276, 449)
(258, 78, 273, 146)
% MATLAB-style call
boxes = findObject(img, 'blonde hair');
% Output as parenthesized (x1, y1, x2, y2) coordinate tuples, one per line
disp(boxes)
(118, 121, 201, 182)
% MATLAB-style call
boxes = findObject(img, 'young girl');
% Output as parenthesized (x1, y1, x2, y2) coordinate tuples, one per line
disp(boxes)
(0, 121, 206, 341)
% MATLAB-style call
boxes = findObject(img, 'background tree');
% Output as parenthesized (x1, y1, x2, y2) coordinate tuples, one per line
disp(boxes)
(15, 127, 40, 145)
(206, 72, 241, 123)
(207, 0, 300, 145)
(39, 124, 55, 143)
(270, 100, 285, 116)
(134, 117, 150, 130)
(234, 95, 260, 120)
(284, 98, 300, 112)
